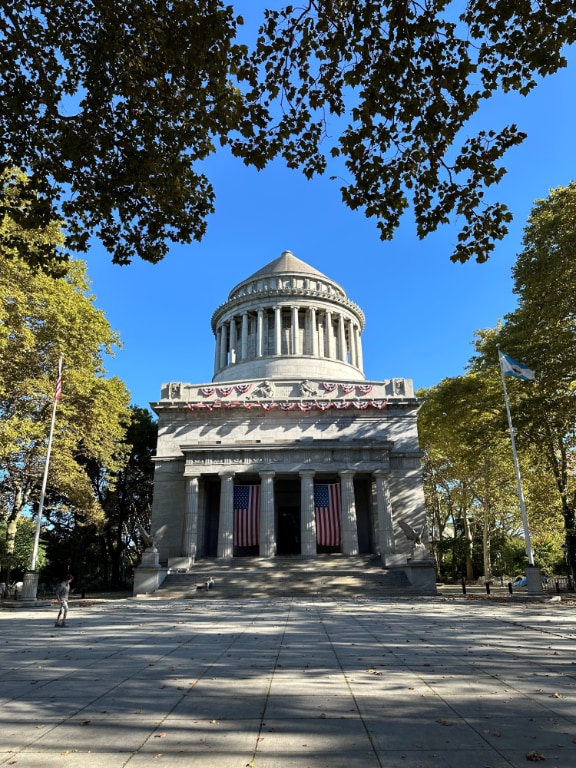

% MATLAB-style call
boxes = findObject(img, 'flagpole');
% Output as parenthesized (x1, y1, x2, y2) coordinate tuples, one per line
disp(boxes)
(498, 349, 535, 566)
(30, 357, 62, 572)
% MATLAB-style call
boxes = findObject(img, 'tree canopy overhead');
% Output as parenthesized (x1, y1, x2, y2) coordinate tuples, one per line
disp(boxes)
(1, 1, 574, 267)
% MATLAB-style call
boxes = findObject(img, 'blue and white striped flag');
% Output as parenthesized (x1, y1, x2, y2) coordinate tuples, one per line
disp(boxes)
(499, 351, 535, 381)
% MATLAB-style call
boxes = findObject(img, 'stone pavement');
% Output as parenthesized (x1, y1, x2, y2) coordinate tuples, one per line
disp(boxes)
(1, 596, 575, 768)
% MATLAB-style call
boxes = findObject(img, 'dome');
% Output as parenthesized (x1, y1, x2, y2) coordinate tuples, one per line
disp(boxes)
(211, 251, 366, 383)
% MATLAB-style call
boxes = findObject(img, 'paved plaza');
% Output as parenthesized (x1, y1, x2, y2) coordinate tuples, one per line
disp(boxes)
(1, 595, 575, 768)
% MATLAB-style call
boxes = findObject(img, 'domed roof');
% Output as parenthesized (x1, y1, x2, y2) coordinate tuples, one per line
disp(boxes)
(211, 249, 366, 383)
(228, 250, 341, 300)
(247, 250, 328, 280)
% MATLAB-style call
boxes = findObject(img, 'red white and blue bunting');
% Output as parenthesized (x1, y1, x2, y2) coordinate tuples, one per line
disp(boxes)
(321, 382, 374, 395)
(186, 399, 387, 413)
(199, 383, 253, 397)
(200, 382, 376, 398)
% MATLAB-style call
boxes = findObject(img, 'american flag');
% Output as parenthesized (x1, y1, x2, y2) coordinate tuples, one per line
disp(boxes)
(314, 483, 341, 547)
(54, 359, 62, 402)
(233, 485, 260, 547)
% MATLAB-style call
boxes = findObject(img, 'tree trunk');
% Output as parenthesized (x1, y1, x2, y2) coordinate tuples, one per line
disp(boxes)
(2, 486, 26, 583)
(462, 514, 474, 581)
(483, 518, 491, 580)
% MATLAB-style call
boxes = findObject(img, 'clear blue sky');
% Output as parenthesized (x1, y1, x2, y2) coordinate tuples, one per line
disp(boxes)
(84, 30, 576, 412)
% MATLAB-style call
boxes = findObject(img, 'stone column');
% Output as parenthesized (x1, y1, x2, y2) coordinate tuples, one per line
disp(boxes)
(318, 313, 325, 357)
(263, 310, 269, 356)
(256, 309, 264, 357)
(325, 310, 335, 359)
(338, 313, 347, 362)
(217, 472, 235, 559)
(214, 327, 222, 373)
(299, 471, 317, 556)
(356, 326, 364, 371)
(274, 306, 282, 355)
(229, 317, 237, 364)
(373, 470, 395, 561)
(352, 324, 361, 369)
(259, 471, 276, 557)
(183, 474, 200, 563)
(219, 323, 228, 370)
(339, 470, 359, 556)
(291, 306, 299, 354)
(241, 312, 249, 361)
(310, 307, 318, 357)
(348, 319, 356, 367)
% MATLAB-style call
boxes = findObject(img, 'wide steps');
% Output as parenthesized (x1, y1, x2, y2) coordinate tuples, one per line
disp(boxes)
(155, 556, 412, 599)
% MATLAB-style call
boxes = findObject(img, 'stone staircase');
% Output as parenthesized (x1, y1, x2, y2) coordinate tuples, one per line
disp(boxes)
(154, 555, 416, 600)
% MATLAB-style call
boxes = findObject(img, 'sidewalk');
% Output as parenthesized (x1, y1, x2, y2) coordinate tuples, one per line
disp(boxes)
(1, 595, 575, 767)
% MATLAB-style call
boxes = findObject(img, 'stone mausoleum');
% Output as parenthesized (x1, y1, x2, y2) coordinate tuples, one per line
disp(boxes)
(144, 251, 435, 594)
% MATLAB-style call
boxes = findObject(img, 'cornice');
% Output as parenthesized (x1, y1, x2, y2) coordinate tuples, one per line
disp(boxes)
(211, 286, 365, 332)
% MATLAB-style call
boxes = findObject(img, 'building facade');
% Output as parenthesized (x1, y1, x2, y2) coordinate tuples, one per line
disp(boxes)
(148, 251, 435, 592)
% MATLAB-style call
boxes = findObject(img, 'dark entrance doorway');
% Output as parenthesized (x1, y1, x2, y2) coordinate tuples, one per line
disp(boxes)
(203, 477, 221, 557)
(274, 477, 301, 555)
(277, 506, 301, 554)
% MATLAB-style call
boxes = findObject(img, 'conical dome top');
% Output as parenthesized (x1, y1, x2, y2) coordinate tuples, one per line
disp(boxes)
(246, 250, 328, 281)
(228, 250, 344, 302)
(211, 251, 365, 383)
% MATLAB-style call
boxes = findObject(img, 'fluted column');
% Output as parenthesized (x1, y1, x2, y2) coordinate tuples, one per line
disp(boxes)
(373, 470, 395, 561)
(299, 471, 317, 556)
(259, 471, 276, 557)
(356, 326, 364, 371)
(219, 323, 228, 369)
(325, 310, 335, 359)
(339, 470, 359, 555)
(214, 327, 222, 373)
(217, 472, 235, 559)
(241, 312, 249, 361)
(352, 324, 360, 369)
(318, 313, 325, 357)
(183, 475, 200, 562)
(274, 306, 282, 355)
(310, 307, 318, 356)
(347, 319, 356, 366)
(291, 306, 299, 354)
(263, 310, 269, 356)
(256, 309, 264, 357)
(338, 313, 347, 362)
(229, 317, 237, 364)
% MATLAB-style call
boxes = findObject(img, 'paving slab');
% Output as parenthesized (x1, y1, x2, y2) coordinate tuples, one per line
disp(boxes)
(1, 595, 575, 768)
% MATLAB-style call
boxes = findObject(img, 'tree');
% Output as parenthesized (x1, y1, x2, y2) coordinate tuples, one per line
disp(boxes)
(85, 406, 157, 587)
(1, 2, 575, 267)
(0, 170, 132, 582)
(0, 517, 47, 578)
(470, 184, 576, 578)
(418, 373, 520, 580)
(418, 370, 561, 580)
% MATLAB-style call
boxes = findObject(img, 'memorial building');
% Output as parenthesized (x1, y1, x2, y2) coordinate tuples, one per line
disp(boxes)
(147, 251, 435, 593)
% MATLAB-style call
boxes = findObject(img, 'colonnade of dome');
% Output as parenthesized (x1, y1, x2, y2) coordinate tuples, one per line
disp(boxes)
(211, 251, 366, 382)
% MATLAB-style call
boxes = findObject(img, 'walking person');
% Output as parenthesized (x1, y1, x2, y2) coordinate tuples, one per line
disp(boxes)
(55, 574, 74, 627)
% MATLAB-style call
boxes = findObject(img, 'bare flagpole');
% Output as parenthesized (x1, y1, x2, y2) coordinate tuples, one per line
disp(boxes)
(497, 348, 535, 566)
(30, 356, 62, 571)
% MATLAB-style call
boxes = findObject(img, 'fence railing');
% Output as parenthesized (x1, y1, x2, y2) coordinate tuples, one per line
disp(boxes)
(542, 576, 574, 594)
